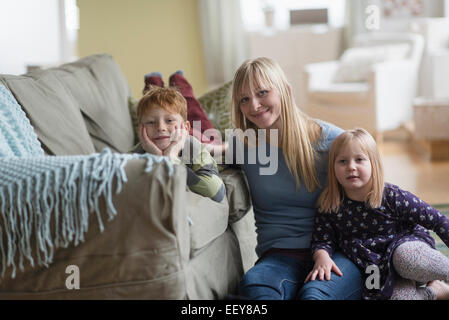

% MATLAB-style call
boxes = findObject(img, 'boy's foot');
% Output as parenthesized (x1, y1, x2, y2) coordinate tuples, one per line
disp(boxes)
(168, 71, 184, 88)
(169, 71, 216, 134)
(427, 280, 449, 300)
(169, 71, 193, 98)
(145, 72, 162, 79)
(143, 72, 164, 93)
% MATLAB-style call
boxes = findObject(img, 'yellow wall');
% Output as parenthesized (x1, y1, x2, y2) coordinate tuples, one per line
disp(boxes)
(77, 0, 208, 99)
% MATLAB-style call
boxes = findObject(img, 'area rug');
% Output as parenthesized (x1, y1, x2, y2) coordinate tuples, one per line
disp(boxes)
(430, 204, 449, 257)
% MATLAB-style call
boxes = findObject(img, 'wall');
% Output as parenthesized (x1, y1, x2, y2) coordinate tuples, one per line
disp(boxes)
(347, 0, 447, 36)
(0, 0, 61, 74)
(379, 0, 446, 32)
(77, 0, 208, 99)
(247, 26, 343, 107)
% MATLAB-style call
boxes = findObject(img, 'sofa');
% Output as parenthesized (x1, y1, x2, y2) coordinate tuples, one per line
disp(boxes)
(0, 54, 258, 299)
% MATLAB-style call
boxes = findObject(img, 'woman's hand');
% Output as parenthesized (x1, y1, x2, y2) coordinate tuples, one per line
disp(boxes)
(138, 124, 163, 156)
(304, 249, 343, 283)
(163, 123, 188, 161)
(204, 142, 229, 156)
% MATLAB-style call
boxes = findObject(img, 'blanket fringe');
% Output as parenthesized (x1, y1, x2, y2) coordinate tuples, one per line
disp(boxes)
(0, 148, 172, 279)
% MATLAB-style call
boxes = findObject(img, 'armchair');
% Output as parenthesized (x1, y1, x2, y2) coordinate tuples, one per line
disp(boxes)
(409, 18, 449, 98)
(301, 32, 424, 139)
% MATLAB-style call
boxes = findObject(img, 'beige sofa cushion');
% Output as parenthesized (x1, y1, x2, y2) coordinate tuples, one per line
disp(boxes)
(55, 54, 135, 153)
(186, 165, 253, 250)
(187, 191, 229, 250)
(0, 73, 95, 155)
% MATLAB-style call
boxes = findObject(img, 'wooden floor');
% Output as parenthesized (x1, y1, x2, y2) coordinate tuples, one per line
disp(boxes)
(379, 130, 449, 205)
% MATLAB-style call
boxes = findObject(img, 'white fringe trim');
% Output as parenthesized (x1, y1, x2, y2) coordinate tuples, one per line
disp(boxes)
(0, 148, 172, 279)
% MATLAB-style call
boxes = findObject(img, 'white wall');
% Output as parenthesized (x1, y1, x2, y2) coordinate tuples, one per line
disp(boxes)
(247, 26, 342, 107)
(350, 0, 446, 34)
(380, 0, 445, 32)
(0, 0, 61, 74)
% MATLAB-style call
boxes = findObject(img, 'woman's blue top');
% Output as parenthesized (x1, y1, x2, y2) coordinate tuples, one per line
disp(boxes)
(227, 120, 343, 257)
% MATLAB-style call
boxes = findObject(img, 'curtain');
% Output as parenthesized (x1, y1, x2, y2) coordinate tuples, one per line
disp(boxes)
(198, 0, 249, 89)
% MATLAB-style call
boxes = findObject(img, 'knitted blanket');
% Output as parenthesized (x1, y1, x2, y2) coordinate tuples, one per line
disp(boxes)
(0, 84, 44, 158)
(0, 84, 173, 278)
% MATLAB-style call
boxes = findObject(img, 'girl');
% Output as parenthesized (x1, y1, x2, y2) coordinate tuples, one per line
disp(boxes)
(306, 127, 449, 300)
(227, 57, 363, 300)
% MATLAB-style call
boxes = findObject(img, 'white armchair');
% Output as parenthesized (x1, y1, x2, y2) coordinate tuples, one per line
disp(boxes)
(409, 18, 449, 98)
(301, 32, 424, 139)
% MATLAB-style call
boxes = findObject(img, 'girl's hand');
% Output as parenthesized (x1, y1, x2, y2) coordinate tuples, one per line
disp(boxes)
(304, 249, 343, 283)
(163, 123, 188, 161)
(138, 124, 163, 156)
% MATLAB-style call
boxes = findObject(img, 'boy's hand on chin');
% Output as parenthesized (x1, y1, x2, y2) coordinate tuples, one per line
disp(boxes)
(164, 123, 188, 161)
(138, 124, 163, 156)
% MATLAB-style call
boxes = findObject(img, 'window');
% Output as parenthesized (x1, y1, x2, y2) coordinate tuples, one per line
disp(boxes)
(240, 0, 346, 31)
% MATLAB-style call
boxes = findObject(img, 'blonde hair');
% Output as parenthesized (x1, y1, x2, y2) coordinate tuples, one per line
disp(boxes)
(232, 57, 321, 191)
(137, 86, 187, 122)
(318, 128, 384, 213)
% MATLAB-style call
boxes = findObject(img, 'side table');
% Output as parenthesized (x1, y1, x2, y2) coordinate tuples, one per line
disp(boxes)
(412, 97, 449, 161)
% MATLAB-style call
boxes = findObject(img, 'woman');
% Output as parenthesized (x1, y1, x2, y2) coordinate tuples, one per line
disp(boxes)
(226, 57, 362, 299)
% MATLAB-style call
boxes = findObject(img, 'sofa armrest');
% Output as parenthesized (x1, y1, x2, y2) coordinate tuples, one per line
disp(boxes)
(424, 49, 449, 98)
(109, 159, 190, 262)
(371, 60, 417, 131)
(0, 159, 191, 299)
(219, 166, 252, 223)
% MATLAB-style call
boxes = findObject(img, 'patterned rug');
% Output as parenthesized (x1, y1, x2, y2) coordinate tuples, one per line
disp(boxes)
(430, 204, 449, 257)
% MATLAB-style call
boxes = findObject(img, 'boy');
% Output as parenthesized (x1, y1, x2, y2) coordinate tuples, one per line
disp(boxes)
(134, 86, 225, 203)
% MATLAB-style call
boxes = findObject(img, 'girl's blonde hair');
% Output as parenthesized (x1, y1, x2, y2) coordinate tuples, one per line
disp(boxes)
(232, 57, 321, 191)
(318, 128, 384, 213)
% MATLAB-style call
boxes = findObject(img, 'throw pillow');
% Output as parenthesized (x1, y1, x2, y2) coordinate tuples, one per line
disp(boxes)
(1, 72, 95, 156)
(0, 84, 44, 157)
(333, 43, 411, 83)
(56, 54, 135, 153)
(198, 81, 233, 139)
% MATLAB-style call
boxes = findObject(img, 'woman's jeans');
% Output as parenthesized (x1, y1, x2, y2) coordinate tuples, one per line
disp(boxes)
(239, 252, 362, 300)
